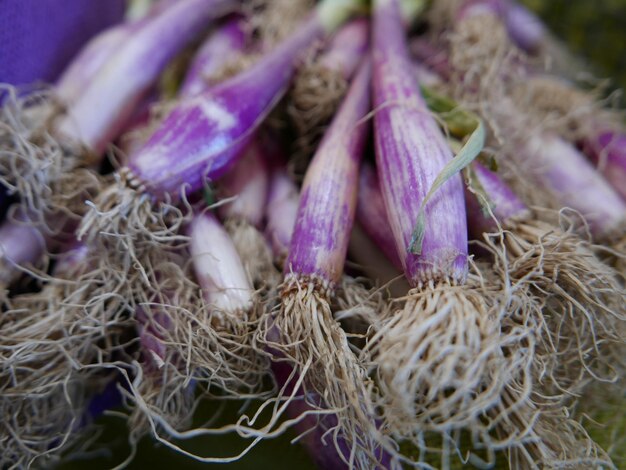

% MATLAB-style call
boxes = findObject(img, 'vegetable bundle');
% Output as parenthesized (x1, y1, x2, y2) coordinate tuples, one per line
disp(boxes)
(1, 0, 625, 468)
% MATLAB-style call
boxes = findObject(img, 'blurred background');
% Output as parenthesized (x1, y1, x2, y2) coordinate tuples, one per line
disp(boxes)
(522, 0, 626, 94)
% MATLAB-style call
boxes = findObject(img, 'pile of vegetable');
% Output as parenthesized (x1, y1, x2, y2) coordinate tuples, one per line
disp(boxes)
(1, 0, 625, 468)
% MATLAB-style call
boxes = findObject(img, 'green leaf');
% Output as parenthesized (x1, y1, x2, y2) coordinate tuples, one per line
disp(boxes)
(420, 85, 479, 137)
(409, 120, 486, 254)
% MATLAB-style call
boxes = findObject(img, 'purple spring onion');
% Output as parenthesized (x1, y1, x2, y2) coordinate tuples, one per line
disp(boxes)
(218, 140, 276, 288)
(55, 16, 142, 107)
(509, 74, 626, 202)
(503, 121, 626, 243)
(289, 17, 370, 163)
(77, 0, 364, 267)
(187, 211, 268, 393)
(179, 16, 248, 97)
(501, 0, 546, 54)
(264, 166, 300, 268)
(368, 0, 532, 452)
(119, 16, 248, 160)
(263, 59, 387, 467)
(463, 164, 624, 466)
(466, 161, 626, 382)
(56, 0, 238, 155)
(440, 3, 626, 250)
(263, 179, 392, 469)
(1, 0, 234, 235)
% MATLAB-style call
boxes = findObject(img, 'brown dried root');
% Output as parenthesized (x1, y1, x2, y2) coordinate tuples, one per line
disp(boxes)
(0, 283, 130, 467)
(224, 218, 280, 291)
(500, 389, 613, 469)
(510, 76, 620, 142)
(124, 359, 198, 445)
(259, 275, 385, 467)
(0, 85, 103, 229)
(367, 272, 536, 456)
(0, 249, 132, 404)
(136, 257, 271, 397)
(288, 62, 348, 168)
(446, 11, 521, 107)
(248, 0, 315, 48)
(0, 375, 94, 468)
(480, 218, 626, 394)
(77, 171, 192, 290)
(423, 0, 463, 36)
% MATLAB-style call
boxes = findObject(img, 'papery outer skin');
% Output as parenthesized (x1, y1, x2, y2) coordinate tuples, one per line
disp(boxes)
(189, 212, 253, 313)
(218, 139, 270, 227)
(265, 168, 300, 264)
(180, 16, 247, 98)
(502, 1, 545, 53)
(128, 15, 324, 200)
(372, 0, 468, 286)
(0, 214, 46, 284)
(319, 18, 369, 79)
(286, 60, 371, 284)
(56, 0, 238, 155)
(465, 162, 531, 237)
(356, 165, 404, 271)
(519, 133, 626, 240)
(583, 130, 626, 201)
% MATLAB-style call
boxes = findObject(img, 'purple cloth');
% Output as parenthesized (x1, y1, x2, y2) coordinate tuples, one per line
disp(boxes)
(0, 0, 126, 86)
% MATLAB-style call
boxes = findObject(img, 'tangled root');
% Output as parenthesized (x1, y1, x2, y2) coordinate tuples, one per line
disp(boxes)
(332, 276, 391, 344)
(0, 376, 95, 468)
(447, 12, 518, 104)
(368, 275, 536, 455)
(248, 0, 315, 47)
(606, 232, 626, 277)
(424, 0, 463, 36)
(288, 63, 348, 168)
(0, 85, 102, 229)
(260, 275, 385, 467)
(124, 360, 198, 444)
(500, 389, 612, 469)
(481, 219, 626, 393)
(510, 76, 613, 141)
(135, 256, 270, 397)
(0, 245, 132, 403)
(77, 170, 192, 288)
(224, 218, 280, 291)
